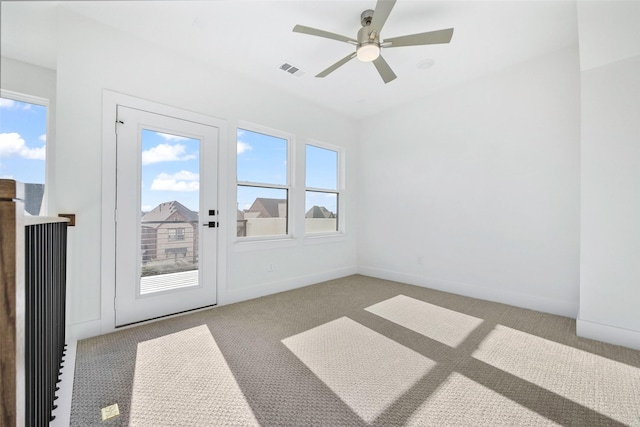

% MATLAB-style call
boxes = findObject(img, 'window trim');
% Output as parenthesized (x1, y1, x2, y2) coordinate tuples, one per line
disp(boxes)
(304, 139, 344, 237)
(167, 228, 186, 241)
(236, 121, 295, 243)
(0, 89, 51, 215)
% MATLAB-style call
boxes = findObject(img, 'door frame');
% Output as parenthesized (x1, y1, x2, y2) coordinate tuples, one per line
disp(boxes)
(101, 90, 228, 334)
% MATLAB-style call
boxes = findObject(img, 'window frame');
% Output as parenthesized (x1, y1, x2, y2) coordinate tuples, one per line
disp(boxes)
(236, 121, 294, 243)
(0, 89, 51, 216)
(167, 228, 186, 241)
(304, 139, 344, 237)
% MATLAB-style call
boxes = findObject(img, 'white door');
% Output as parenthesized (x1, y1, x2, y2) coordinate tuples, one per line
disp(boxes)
(115, 105, 218, 326)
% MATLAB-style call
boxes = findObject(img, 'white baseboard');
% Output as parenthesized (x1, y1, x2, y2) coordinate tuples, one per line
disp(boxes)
(66, 319, 102, 341)
(219, 265, 358, 306)
(577, 317, 640, 351)
(358, 266, 579, 319)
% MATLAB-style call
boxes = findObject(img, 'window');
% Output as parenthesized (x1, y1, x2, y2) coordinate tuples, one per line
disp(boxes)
(0, 91, 49, 215)
(167, 228, 185, 241)
(165, 247, 187, 260)
(237, 126, 290, 238)
(305, 143, 340, 234)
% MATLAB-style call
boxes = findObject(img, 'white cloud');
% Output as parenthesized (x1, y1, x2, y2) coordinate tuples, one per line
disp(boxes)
(39, 134, 46, 143)
(157, 132, 190, 142)
(141, 143, 196, 165)
(0, 132, 46, 160)
(237, 141, 252, 154)
(0, 98, 16, 109)
(169, 170, 199, 181)
(150, 171, 199, 192)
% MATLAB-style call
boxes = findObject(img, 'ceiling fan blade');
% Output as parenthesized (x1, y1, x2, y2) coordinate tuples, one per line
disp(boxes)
(383, 28, 454, 48)
(316, 52, 357, 78)
(293, 25, 357, 45)
(372, 55, 397, 84)
(370, 0, 397, 34)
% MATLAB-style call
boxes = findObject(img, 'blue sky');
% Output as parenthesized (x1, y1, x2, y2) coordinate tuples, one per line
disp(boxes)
(0, 97, 47, 183)
(1, 97, 338, 215)
(141, 129, 201, 212)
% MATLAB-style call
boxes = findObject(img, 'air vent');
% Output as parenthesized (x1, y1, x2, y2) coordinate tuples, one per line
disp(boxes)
(279, 62, 306, 78)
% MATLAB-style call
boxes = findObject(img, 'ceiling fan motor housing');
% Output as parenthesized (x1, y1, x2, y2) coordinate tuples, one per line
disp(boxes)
(360, 9, 375, 26)
(358, 9, 380, 45)
(357, 11, 381, 62)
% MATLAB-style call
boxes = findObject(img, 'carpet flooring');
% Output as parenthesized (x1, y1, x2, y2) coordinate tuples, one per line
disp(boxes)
(70, 275, 640, 426)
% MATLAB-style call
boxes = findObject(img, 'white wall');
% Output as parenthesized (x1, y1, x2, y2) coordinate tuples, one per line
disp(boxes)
(577, 1, 640, 349)
(47, 8, 357, 337)
(358, 46, 581, 317)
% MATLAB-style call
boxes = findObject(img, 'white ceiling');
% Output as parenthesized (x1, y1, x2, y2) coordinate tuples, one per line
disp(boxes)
(1, 1, 578, 120)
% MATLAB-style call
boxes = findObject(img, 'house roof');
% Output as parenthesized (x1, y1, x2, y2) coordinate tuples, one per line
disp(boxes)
(24, 183, 45, 216)
(142, 201, 198, 226)
(305, 205, 335, 219)
(247, 198, 287, 218)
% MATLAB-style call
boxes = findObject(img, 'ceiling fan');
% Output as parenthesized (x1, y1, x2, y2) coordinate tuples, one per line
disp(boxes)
(293, 0, 454, 84)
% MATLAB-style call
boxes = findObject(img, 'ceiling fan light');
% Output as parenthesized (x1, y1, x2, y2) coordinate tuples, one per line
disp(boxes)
(357, 43, 380, 62)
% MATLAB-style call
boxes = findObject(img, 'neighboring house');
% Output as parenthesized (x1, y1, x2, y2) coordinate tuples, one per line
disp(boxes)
(237, 199, 337, 237)
(305, 205, 338, 233)
(141, 201, 199, 266)
(24, 183, 45, 216)
(237, 209, 247, 237)
(305, 205, 335, 219)
(246, 198, 287, 218)
(237, 198, 288, 237)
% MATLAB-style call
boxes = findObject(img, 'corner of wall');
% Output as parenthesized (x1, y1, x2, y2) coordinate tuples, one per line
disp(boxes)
(576, 316, 640, 351)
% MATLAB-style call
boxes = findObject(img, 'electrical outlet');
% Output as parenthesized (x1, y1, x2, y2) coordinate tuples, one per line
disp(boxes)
(417, 256, 423, 265)
(268, 263, 275, 272)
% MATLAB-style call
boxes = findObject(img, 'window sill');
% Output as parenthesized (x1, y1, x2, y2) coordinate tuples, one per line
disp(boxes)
(303, 232, 347, 245)
(234, 236, 298, 252)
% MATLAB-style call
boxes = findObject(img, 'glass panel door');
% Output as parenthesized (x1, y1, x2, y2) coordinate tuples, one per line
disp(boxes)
(115, 105, 218, 326)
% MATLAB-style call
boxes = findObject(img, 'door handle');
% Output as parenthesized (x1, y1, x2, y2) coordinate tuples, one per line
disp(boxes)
(203, 222, 219, 228)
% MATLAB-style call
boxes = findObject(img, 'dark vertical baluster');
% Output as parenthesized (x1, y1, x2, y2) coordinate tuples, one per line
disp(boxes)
(24, 222, 67, 426)
(35, 225, 41, 426)
(39, 224, 45, 427)
(53, 223, 60, 420)
(34, 225, 40, 426)
(25, 226, 33, 426)
(45, 224, 52, 422)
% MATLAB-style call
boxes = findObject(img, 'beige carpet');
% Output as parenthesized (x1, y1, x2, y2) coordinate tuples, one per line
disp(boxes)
(70, 275, 640, 426)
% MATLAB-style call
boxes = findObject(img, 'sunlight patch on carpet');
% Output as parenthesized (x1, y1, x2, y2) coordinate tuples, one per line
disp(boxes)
(365, 294, 484, 347)
(129, 325, 258, 426)
(408, 372, 561, 426)
(282, 316, 435, 423)
(473, 325, 640, 425)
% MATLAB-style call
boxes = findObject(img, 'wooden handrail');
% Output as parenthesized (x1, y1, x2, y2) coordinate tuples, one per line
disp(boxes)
(0, 179, 69, 426)
(0, 179, 26, 427)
